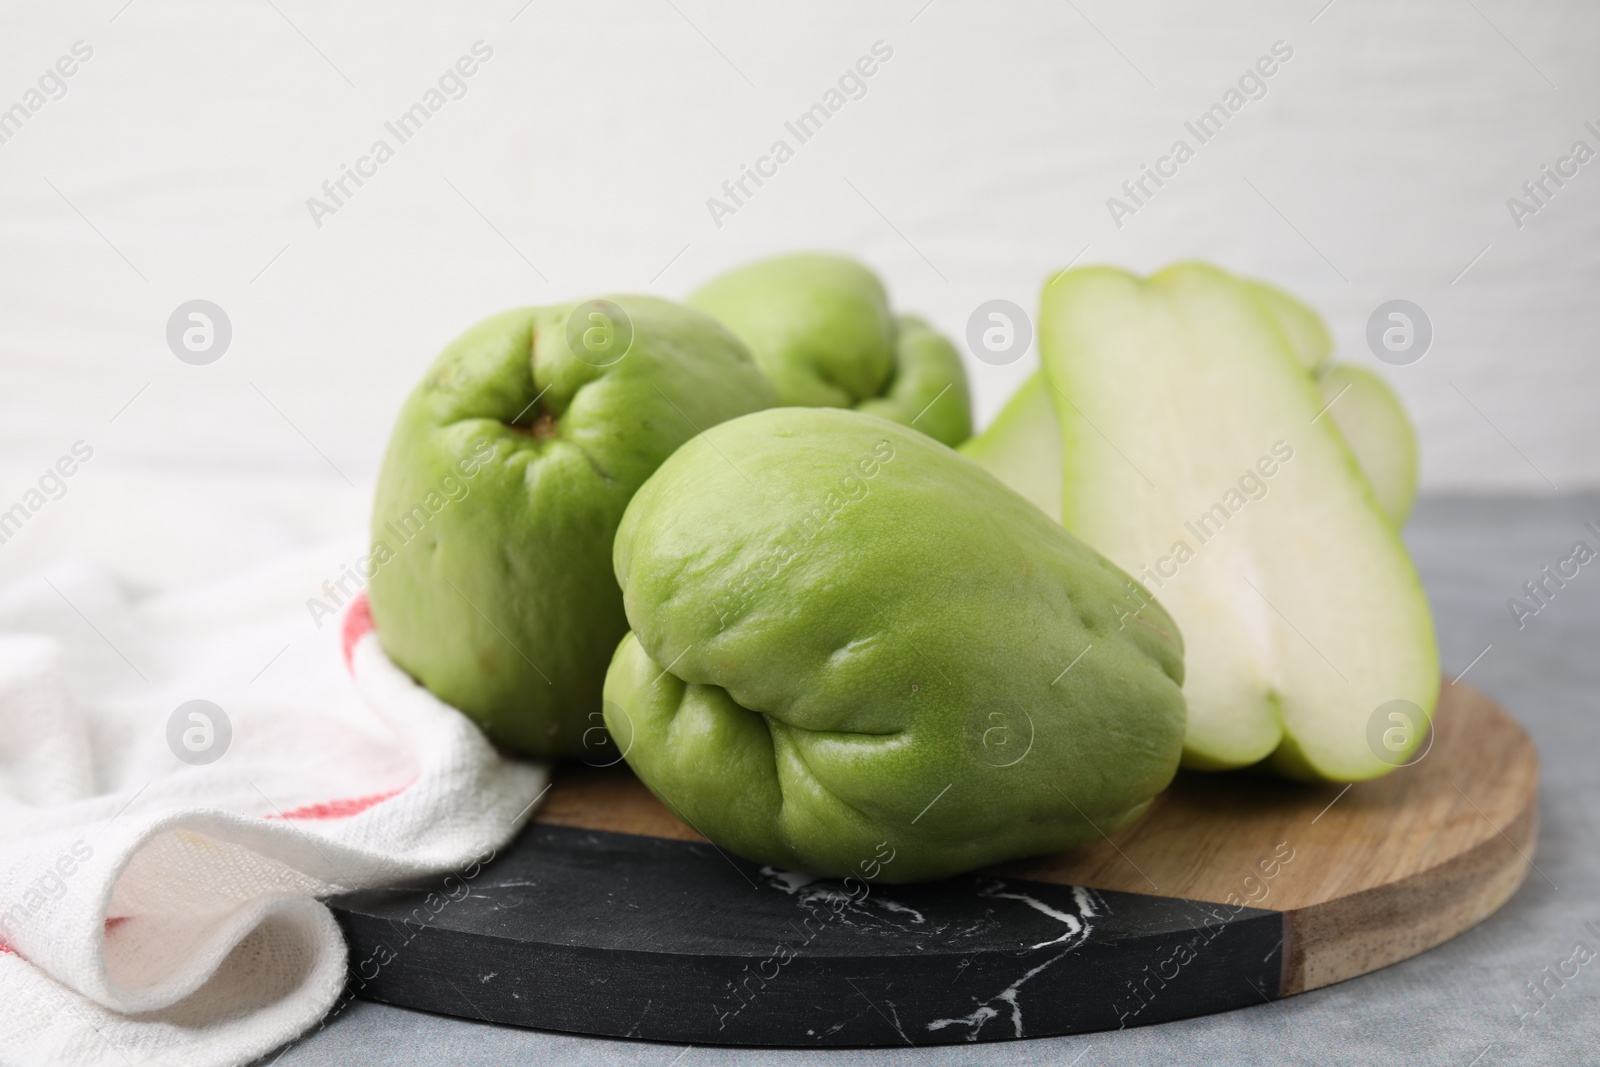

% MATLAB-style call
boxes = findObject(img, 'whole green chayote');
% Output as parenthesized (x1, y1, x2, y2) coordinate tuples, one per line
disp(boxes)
(603, 407, 1186, 882)
(369, 295, 778, 758)
(687, 253, 973, 447)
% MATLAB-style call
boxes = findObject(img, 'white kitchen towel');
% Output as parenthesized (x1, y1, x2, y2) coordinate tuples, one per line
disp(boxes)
(0, 553, 549, 1067)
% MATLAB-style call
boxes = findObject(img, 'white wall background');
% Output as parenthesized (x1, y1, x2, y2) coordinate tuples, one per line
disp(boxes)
(1, 0, 1597, 590)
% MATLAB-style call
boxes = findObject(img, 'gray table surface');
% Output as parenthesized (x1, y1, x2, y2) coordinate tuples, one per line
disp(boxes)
(268, 494, 1600, 1067)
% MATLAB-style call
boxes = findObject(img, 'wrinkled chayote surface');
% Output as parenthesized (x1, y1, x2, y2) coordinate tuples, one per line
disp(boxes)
(369, 295, 778, 758)
(603, 407, 1187, 882)
(687, 252, 973, 448)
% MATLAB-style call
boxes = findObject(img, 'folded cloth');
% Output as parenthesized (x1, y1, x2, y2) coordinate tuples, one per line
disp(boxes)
(0, 552, 548, 1067)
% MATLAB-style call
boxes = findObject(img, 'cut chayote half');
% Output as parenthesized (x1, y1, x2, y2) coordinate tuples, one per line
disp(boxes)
(603, 407, 1186, 882)
(966, 263, 1437, 780)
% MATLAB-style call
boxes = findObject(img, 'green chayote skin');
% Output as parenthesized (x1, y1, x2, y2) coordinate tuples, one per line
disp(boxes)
(369, 296, 778, 758)
(604, 407, 1186, 882)
(687, 253, 974, 448)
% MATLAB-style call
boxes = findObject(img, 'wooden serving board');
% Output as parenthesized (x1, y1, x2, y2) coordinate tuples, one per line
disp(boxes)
(329, 682, 1537, 1046)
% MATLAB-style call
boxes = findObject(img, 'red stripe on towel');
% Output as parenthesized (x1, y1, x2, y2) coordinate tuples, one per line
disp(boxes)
(265, 785, 407, 821)
(342, 591, 374, 670)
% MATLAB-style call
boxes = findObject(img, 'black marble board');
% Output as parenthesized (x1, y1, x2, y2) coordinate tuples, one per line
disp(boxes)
(328, 822, 1283, 1046)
